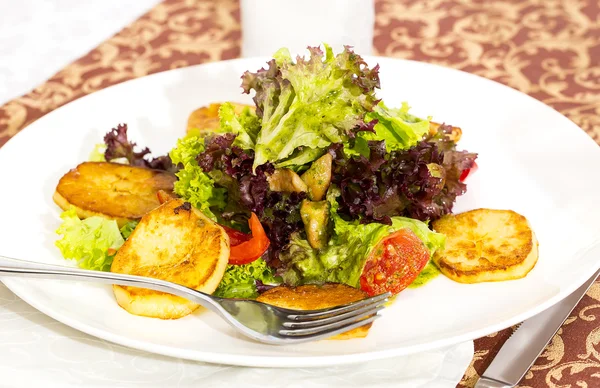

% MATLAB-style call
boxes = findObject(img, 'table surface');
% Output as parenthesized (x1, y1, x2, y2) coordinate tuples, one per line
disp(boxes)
(1, 1, 599, 387)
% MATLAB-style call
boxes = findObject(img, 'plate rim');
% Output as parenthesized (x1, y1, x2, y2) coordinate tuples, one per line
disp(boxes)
(2, 55, 600, 367)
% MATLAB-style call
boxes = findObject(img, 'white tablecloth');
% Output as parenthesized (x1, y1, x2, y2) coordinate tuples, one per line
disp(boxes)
(0, 284, 473, 387)
(0, 1, 474, 386)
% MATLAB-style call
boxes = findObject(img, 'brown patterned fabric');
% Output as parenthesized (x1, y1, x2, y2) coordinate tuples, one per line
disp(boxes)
(0, 0, 599, 386)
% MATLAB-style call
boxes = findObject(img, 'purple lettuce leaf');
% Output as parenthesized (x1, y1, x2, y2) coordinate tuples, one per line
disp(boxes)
(103, 124, 175, 172)
(329, 125, 477, 223)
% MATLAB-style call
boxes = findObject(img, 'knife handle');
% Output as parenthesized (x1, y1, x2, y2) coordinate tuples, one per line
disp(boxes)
(475, 268, 600, 388)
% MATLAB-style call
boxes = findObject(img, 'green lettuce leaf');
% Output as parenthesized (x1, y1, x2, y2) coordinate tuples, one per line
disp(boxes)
(218, 103, 261, 150)
(169, 136, 225, 220)
(170, 136, 205, 166)
(280, 186, 445, 287)
(119, 220, 139, 239)
(55, 208, 124, 271)
(274, 147, 326, 169)
(342, 137, 370, 158)
(89, 144, 107, 161)
(207, 170, 250, 231)
(362, 102, 430, 153)
(242, 44, 380, 170)
(213, 259, 280, 299)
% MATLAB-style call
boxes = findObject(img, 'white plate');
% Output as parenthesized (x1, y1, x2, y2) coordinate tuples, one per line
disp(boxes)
(1, 57, 599, 368)
(0, 283, 474, 387)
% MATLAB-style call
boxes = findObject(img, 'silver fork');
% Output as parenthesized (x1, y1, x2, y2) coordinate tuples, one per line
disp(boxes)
(0, 255, 389, 345)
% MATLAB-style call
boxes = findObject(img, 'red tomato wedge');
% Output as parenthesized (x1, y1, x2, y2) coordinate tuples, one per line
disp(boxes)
(459, 161, 478, 182)
(228, 213, 270, 265)
(221, 224, 252, 246)
(156, 190, 176, 204)
(360, 229, 430, 296)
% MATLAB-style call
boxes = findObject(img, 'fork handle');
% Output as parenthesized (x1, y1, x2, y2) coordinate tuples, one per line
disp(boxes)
(0, 255, 221, 314)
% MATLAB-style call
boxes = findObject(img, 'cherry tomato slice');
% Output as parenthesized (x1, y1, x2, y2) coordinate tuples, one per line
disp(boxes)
(459, 161, 478, 182)
(360, 228, 430, 296)
(221, 224, 252, 246)
(156, 190, 176, 204)
(228, 213, 270, 265)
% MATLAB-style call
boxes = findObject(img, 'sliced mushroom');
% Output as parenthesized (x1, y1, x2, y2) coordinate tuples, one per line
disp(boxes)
(300, 200, 330, 250)
(301, 153, 333, 201)
(267, 169, 307, 193)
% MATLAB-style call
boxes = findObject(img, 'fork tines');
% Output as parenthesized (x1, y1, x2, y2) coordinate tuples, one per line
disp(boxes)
(279, 292, 390, 338)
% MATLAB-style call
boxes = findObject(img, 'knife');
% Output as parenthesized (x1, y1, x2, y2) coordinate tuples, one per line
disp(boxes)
(475, 269, 600, 388)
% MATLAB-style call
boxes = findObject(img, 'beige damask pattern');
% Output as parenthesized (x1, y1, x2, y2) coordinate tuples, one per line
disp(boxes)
(374, 2, 600, 386)
(0, 0, 599, 387)
(375, 0, 600, 144)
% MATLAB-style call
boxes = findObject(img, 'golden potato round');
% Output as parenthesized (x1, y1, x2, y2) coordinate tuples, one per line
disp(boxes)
(257, 283, 374, 340)
(111, 199, 229, 319)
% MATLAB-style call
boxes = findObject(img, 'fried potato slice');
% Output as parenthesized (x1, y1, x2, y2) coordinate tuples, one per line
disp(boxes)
(257, 283, 374, 340)
(111, 199, 229, 319)
(187, 102, 254, 134)
(432, 209, 538, 283)
(53, 162, 176, 227)
(429, 121, 462, 142)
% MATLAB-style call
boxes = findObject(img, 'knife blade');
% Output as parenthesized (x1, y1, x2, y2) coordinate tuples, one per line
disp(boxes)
(475, 269, 600, 388)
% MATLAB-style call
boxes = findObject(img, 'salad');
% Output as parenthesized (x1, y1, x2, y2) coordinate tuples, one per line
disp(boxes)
(53, 45, 481, 310)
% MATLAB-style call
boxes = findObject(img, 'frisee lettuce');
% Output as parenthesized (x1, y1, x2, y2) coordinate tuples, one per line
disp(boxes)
(55, 208, 124, 271)
(169, 136, 225, 220)
(213, 258, 280, 299)
(242, 44, 380, 170)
